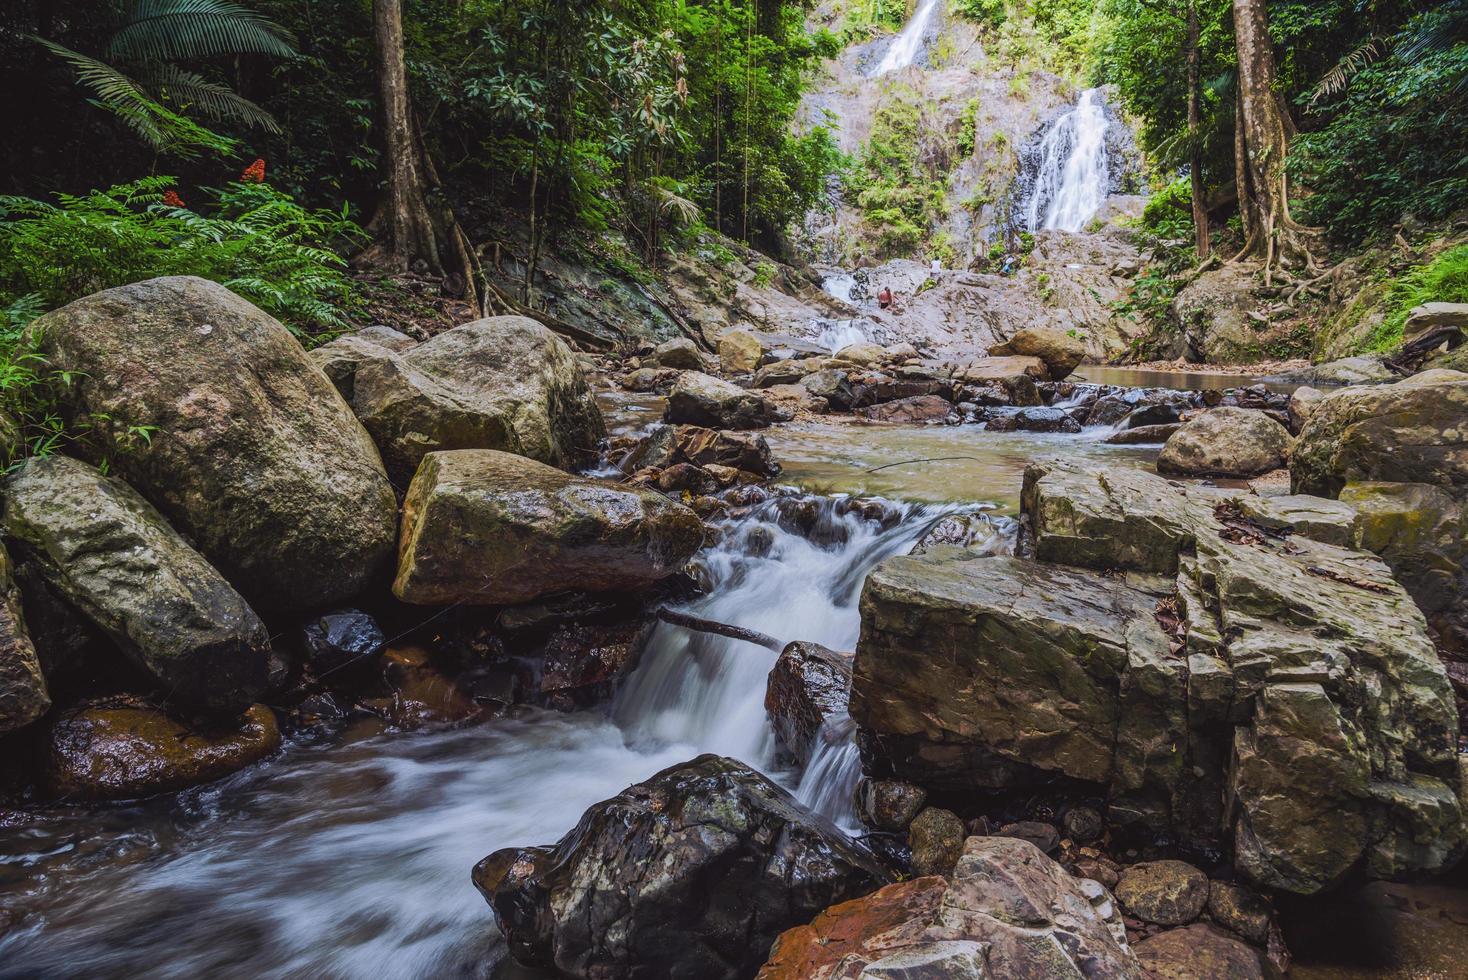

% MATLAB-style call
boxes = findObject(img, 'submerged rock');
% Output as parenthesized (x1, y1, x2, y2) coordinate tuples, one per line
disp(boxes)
(765, 641, 851, 765)
(1156, 407, 1292, 478)
(351, 315, 606, 480)
(759, 836, 1143, 979)
(475, 754, 890, 979)
(665, 371, 775, 429)
(4, 456, 270, 714)
(394, 450, 704, 605)
(985, 406, 1082, 433)
(26, 276, 397, 611)
(0, 541, 48, 733)
(42, 701, 279, 800)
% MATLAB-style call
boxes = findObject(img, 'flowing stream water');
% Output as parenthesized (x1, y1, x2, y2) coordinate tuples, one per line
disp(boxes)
(872, 0, 943, 75)
(1024, 87, 1111, 233)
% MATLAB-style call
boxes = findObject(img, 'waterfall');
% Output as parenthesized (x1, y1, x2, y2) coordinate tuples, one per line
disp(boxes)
(814, 318, 870, 353)
(1024, 88, 1111, 233)
(872, 0, 943, 76)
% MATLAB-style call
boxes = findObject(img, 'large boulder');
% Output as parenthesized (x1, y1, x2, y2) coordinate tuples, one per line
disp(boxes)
(674, 426, 781, 477)
(765, 641, 852, 765)
(718, 329, 765, 374)
(1171, 264, 1264, 364)
(1132, 924, 1267, 980)
(665, 371, 775, 429)
(41, 700, 279, 800)
(0, 541, 48, 733)
(27, 276, 396, 611)
(989, 327, 1087, 379)
(4, 456, 270, 714)
(350, 315, 606, 480)
(1293, 371, 1468, 498)
(1157, 407, 1293, 478)
(647, 337, 710, 371)
(475, 754, 890, 979)
(759, 836, 1143, 979)
(393, 450, 704, 605)
(1114, 860, 1209, 926)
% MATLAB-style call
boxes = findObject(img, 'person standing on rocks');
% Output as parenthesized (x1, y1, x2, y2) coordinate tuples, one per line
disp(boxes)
(878, 286, 893, 310)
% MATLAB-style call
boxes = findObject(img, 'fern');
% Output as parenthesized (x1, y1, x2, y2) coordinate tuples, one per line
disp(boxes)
(142, 63, 282, 133)
(1309, 38, 1386, 106)
(109, 0, 297, 63)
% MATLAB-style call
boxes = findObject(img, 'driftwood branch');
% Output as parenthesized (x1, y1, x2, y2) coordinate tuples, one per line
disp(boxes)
(656, 607, 784, 651)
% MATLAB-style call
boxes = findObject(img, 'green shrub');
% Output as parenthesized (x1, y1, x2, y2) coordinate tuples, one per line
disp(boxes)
(1140, 177, 1194, 240)
(0, 175, 365, 340)
(1367, 244, 1468, 352)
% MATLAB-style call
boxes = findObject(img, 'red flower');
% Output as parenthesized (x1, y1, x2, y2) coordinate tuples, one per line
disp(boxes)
(162, 190, 186, 208)
(241, 159, 266, 183)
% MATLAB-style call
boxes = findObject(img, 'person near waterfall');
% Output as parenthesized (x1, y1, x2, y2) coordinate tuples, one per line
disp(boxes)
(878, 286, 893, 310)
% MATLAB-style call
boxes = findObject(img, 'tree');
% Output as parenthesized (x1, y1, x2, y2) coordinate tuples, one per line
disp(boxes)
(1185, 1, 1210, 260)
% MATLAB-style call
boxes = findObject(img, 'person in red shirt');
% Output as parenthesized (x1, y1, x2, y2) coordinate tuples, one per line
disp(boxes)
(878, 286, 893, 309)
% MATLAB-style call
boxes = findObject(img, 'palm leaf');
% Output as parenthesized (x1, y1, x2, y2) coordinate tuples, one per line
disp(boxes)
(1308, 37, 1386, 106)
(109, 0, 297, 63)
(140, 62, 280, 132)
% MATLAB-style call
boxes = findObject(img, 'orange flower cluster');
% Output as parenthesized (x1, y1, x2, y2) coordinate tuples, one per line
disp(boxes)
(162, 190, 186, 208)
(241, 159, 266, 183)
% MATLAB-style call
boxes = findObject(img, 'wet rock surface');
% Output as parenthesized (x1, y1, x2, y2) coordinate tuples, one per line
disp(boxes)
(475, 754, 891, 979)
(25, 276, 397, 611)
(1131, 922, 1267, 980)
(0, 541, 48, 733)
(764, 641, 852, 764)
(394, 449, 705, 605)
(857, 778, 928, 831)
(909, 806, 967, 877)
(298, 610, 386, 677)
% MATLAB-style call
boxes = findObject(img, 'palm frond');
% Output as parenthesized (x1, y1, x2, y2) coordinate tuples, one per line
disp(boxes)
(1399, 0, 1468, 63)
(140, 63, 280, 132)
(109, 0, 297, 63)
(1309, 37, 1386, 106)
(651, 186, 700, 228)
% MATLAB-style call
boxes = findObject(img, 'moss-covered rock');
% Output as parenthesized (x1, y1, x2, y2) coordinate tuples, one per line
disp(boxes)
(394, 449, 704, 605)
(27, 276, 397, 611)
(4, 456, 270, 714)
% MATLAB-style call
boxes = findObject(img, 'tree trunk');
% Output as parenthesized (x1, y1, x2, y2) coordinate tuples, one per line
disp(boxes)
(1186, 1, 1211, 260)
(1230, 0, 1321, 280)
(370, 0, 442, 274)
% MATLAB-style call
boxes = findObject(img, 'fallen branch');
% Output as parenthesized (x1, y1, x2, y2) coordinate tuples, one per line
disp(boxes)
(656, 607, 784, 651)
(865, 456, 982, 474)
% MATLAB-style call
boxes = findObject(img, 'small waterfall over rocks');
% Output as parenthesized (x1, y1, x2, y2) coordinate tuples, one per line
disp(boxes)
(872, 0, 944, 75)
(1011, 88, 1139, 235)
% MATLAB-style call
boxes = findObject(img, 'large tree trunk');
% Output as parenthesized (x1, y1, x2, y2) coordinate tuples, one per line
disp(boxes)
(1230, 0, 1321, 281)
(1187, 1, 1210, 261)
(370, 0, 442, 274)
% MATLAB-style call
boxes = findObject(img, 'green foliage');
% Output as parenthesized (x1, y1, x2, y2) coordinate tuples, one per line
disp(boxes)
(0, 176, 364, 337)
(953, 0, 1007, 31)
(1367, 245, 1468, 352)
(752, 261, 776, 288)
(848, 92, 950, 258)
(1139, 176, 1193, 240)
(108, 0, 297, 62)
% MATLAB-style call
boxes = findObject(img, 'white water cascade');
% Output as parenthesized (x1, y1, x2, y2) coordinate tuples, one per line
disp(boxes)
(1024, 87, 1111, 233)
(872, 0, 943, 75)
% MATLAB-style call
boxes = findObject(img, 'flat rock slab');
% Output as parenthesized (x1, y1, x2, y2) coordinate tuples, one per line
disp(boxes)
(394, 449, 704, 606)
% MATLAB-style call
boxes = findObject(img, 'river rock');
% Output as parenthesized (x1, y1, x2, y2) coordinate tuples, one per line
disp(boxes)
(1234, 493, 1360, 547)
(1115, 860, 1209, 925)
(1293, 371, 1468, 498)
(1132, 923, 1267, 980)
(648, 337, 710, 371)
(475, 754, 890, 979)
(1062, 805, 1104, 844)
(308, 333, 399, 402)
(394, 450, 704, 605)
(1105, 422, 1180, 444)
(1157, 407, 1293, 478)
(0, 542, 48, 733)
(857, 779, 927, 831)
(910, 807, 967, 877)
(1205, 880, 1272, 944)
(42, 701, 279, 800)
(989, 327, 1086, 379)
(995, 820, 1060, 855)
(351, 315, 606, 480)
(860, 394, 954, 423)
(985, 406, 1082, 433)
(665, 371, 774, 429)
(717, 329, 764, 373)
(674, 425, 780, 477)
(765, 641, 851, 765)
(753, 360, 818, 388)
(27, 277, 397, 611)
(1288, 385, 1324, 432)
(800, 369, 857, 411)
(758, 837, 1143, 980)
(4, 456, 270, 714)
(298, 609, 386, 677)
(538, 622, 642, 708)
(832, 342, 885, 367)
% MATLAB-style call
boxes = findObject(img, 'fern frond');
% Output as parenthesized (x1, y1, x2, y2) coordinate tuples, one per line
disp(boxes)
(649, 185, 700, 228)
(1309, 37, 1386, 106)
(140, 63, 281, 132)
(109, 0, 297, 63)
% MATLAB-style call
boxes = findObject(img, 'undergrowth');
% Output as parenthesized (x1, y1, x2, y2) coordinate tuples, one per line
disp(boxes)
(1366, 244, 1468, 352)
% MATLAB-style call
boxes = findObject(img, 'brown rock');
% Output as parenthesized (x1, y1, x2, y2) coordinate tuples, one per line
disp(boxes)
(1132, 922, 1266, 980)
(764, 642, 851, 765)
(909, 807, 967, 877)
(1116, 860, 1210, 926)
(1205, 880, 1271, 945)
(859, 394, 954, 423)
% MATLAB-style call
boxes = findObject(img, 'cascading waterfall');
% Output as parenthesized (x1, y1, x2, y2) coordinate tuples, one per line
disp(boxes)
(813, 318, 870, 353)
(872, 0, 943, 75)
(1024, 87, 1111, 233)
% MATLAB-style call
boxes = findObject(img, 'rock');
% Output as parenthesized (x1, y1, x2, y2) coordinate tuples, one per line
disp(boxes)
(1171, 264, 1265, 364)
(394, 450, 704, 605)
(860, 394, 954, 423)
(538, 622, 642, 707)
(308, 333, 399, 402)
(717, 329, 764, 373)
(620, 366, 678, 393)
(958, 355, 1049, 385)
(857, 779, 928, 832)
(1234, 493, 1359, 547)
(299, 609, 386, 677)
(1104, 423, 1180, 444)
(990, 327, 1087, 379)
(352, 315, 607, 480)
(27, 276, 396, 611)
(1062, 805, 1104, 844)
(762, 382, 827, 416)
(833, 342, 886, 367)
(0, 542, 48, 733)
(657, 462, 718, 495)
(1205, 881, 1271, 944)
(1282, 356, 1398, 387)
(985, 406, 1082, 433)
(911, 513, 1015, 557)
(1132, 923, 1266, 980)
(800, 369, 856, 411)
(369, 646, 487, 727)
(753, 360, 818, 388)
(476, 754, 891, 979)
(1292, 370, 1468, 497)
(355, 324, 418, 351)
(674, 425, 781, 477)
(765, 642, 851, 764)
(1403, 302, 1468, 346)
(42, 701, 280, 800)
(619, 422, 679, 472)
(1288, 385, 1324, 432)
(665, 371, 774, 429)
(995, 820, 1060, 855)
(1115, 860, 1209, 925)
(4, 456, 270, 714)
(885, 342, 919, 362)
(910, 807, 967, 877)
(1157, 408, 1293, 478)
(648, 337, 710, 371)
(758, 837, 1144, 980)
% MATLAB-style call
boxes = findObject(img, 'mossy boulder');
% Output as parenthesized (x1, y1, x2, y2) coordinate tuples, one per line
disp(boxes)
(27, 276, 397, 611)
(394, 449, 704, 605)
(4, 456, 271, 714)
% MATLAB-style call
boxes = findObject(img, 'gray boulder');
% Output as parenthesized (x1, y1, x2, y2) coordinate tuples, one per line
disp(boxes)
(647, 337, 710, 371)
(1157, 407, 1292, 478)
(394, 450, 704, 605)
(0, 541, 48, 733)
(665, 371, 775, 429)
(4, 456, 270, 713)
(27, 276, 397, 611)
